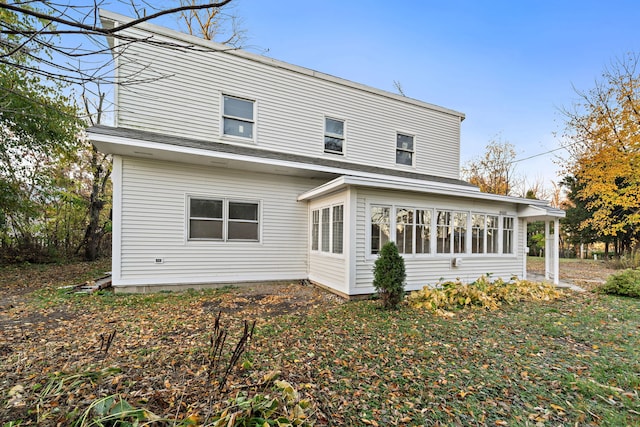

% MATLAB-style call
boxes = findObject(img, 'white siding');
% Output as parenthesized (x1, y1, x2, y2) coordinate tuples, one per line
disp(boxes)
(113, 26, 462, 180)
(114, 156, 314, 287)
(307, 192, 349, 294)
(353, 188, 525, 295)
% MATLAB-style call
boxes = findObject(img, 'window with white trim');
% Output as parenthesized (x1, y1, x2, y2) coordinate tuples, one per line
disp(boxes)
(369, 204, 514, 257)
(321, 207, 330, 252)
(228, 201, 259, 240)
(189, 198, 223, 239)
(472, 214, 485, 254)
(396, 208, 414, 254)
(487, 215, 499, 253)
(503, 216, 515, 254)
(453, 212, 467, 254)
(311, 205, 344, 254)
(436, 210, 467, 254)
(371, 206, 390, 254)
(396, 208, 432, 254)
(415, 209, 431, 254)
(332, 205, 344, 254)
(188, 197, 259, 241)
(396, 133, 414, 166)
(324, 117, 344, 154)
(223, 95, 254, 139)
(436, 210, 451, 254)
(311, 210, 320, 251)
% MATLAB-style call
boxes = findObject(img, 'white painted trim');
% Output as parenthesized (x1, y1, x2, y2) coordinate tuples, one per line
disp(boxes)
(544, 221, 551, 281)
(347, 187, 357, 295)
(553, 218, 560, 285)
(297, 175, 561, 208)
(522, 218, 528, 280)
(111, 156, 123, 281)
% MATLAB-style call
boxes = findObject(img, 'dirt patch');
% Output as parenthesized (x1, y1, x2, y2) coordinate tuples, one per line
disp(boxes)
(202, 282, 344, 318)
(527, 257, 617, 291)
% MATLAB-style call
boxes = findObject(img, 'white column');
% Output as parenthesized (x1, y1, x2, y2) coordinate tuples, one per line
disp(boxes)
(522, 218, 528, 280)
(544, 220, 550, 280)
(553, 218, 560, 285)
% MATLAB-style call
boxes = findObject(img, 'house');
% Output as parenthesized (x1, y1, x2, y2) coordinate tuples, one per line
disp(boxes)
(89, 10, 564, 296)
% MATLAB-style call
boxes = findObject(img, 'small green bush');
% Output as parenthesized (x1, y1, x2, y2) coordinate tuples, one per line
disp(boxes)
(597, 269, 640, 298)
(373, 241, 406, 309)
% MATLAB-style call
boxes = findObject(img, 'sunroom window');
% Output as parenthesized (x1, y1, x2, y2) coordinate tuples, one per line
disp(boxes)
(311, 205, 344, 254)
(503, 216, 514, 254)
(371, 206, 391, 254)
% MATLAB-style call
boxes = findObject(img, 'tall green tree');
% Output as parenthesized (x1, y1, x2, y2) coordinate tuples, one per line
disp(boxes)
(1, 6, 82, 260)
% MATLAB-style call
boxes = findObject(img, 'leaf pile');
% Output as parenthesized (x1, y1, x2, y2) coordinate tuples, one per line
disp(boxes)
(407, 275, 562, 315)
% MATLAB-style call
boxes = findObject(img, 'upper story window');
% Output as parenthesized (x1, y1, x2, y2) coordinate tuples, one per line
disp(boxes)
(223, 95, 254, 139)
(324, 117, 344, 154)
(396, 133, 414, 166)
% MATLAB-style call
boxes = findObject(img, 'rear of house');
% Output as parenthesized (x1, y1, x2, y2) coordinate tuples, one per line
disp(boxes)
(90, 10, 563, 296)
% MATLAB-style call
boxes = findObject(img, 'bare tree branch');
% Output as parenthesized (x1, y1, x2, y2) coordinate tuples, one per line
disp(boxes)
(0, 1, 232, 35)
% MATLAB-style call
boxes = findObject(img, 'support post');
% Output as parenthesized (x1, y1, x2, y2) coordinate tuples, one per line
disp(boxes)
(522, 219, 528, 280)
(544, 221, 550, 280)
(553, 218, 560, 285)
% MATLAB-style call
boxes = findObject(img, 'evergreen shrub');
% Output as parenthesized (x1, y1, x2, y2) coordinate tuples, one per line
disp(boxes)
(373, 241, 406, 309)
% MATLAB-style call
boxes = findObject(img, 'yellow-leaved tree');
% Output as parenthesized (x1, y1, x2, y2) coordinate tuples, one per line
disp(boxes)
(561, 53, 640, 254)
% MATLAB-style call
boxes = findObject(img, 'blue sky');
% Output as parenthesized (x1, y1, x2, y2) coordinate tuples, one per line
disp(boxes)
(209, 0, 639, 189)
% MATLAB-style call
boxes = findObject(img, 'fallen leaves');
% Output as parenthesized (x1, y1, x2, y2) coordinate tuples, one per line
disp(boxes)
(0, 260, 639, 426)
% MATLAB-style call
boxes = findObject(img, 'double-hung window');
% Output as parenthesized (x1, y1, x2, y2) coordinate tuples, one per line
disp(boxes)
(189, 197, 259, 241)
(189, 199, 223, 239)
(223, 95, 254, 139)
(324, 117, 344, 154)
(396, 133, 414, 166)
(311, 204, 344, 254)
(227, 201, 259, 240)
